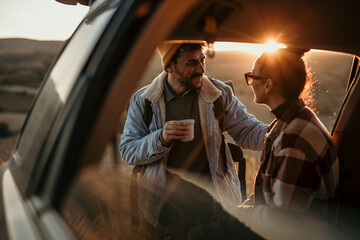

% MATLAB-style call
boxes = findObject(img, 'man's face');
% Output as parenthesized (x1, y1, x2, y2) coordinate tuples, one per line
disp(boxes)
(170, 49, 206, 90)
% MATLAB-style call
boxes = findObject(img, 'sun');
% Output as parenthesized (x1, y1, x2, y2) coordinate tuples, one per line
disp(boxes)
(214, 40, 286, 54)
(262, 39, 285, 52)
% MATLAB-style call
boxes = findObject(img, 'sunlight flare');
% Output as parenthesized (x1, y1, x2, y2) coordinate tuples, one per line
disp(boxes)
(214, 40, 286, 54)
(263, 39, 285, 52)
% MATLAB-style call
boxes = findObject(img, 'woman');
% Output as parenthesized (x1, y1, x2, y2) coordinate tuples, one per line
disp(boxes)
(231, 48, 339, 239)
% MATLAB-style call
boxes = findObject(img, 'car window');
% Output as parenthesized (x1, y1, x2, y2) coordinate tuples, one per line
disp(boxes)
(139, 47, 352, 130)
(306, 50, 353, 131)
(61, 136, 261, 239)
(60, 139, 138, 239)
(11, 6, 117, 192)
(134, 48, 353, 197)
(59, 46, 353, 238)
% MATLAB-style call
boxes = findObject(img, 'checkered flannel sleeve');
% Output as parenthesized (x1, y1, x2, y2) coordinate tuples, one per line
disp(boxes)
(264, 118, 338, 213)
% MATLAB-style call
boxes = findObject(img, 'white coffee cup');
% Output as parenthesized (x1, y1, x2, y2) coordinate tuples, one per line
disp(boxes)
(180, 119, 195, 142)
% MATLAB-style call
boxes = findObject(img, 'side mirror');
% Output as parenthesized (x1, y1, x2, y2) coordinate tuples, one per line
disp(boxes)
(55, 0, 92, 6)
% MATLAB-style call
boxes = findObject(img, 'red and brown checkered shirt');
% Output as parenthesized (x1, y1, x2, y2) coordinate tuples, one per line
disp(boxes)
(254, 99, 339, 213)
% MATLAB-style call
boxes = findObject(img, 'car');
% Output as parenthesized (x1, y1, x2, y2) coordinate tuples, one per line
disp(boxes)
(1, 0, 360, 239)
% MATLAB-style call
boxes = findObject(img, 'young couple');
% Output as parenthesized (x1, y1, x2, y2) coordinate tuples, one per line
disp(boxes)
(120, 40, 339, 239)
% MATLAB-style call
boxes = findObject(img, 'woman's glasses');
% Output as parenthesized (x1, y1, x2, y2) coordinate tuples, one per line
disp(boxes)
(244, 72, 268, 85)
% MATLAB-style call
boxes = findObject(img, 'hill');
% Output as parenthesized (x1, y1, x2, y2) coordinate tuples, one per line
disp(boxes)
(0, 38, 64, 113)
(0, 38, 64, 87)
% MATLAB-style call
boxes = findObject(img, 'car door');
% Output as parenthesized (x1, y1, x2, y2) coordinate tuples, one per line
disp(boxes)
(333, 56, 360, 236)
(1, 0, 205, 239)
(0, 0, 151, 238)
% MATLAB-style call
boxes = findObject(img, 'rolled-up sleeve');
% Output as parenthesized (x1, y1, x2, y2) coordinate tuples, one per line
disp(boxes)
(221, 85, 268, 150)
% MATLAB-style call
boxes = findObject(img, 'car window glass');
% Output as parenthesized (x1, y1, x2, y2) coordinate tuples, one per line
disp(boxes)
(60, 139, 140, 239)
(131, 48, 352, 197)
(61, 137, 258, 239)
(137, 48, 352, 131)
(59, 46, 353, 239)
(306, 50, 352, 131)
(50, 8, 116, 104)
(13, 6, 116, 177)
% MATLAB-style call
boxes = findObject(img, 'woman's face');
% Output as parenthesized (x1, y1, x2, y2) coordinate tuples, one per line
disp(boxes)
(251, 61, 268, 104)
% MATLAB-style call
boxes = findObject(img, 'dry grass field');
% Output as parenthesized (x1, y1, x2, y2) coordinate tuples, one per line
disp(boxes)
(0, 90, 35, 112)
(0, 135, 17, 165)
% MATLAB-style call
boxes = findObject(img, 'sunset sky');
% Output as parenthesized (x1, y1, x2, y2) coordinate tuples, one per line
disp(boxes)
(0, 0, 89, 40)
(0, 0, 285, 54)
(214, 41, 285, 54)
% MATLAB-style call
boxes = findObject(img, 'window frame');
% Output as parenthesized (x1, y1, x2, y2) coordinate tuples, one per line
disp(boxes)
(16, 0, 197, 238)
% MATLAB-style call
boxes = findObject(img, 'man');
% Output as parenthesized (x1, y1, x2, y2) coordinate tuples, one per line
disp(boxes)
(119, 40, 267, 234)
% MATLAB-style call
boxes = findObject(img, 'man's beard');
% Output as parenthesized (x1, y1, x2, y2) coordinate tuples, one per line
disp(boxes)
(177, 71, 203, 90)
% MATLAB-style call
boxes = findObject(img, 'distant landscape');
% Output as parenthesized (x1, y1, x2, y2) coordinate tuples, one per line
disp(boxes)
(0, 38, 63, 164)
(0, 38, 63, 111)
(0, 38, 354, 194)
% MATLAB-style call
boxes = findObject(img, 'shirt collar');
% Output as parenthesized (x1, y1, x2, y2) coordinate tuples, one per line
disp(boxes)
(265, 98, 306, 143)
(271, 101, 290, 119)
(164, 76, 195, 102)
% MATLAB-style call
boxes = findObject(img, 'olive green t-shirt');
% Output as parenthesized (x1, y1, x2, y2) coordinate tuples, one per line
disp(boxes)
(164, 84, 210, 178)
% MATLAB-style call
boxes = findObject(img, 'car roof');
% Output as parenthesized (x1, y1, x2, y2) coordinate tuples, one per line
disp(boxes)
(56, 0, 360, 55)
(171, 0, 360, 56)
